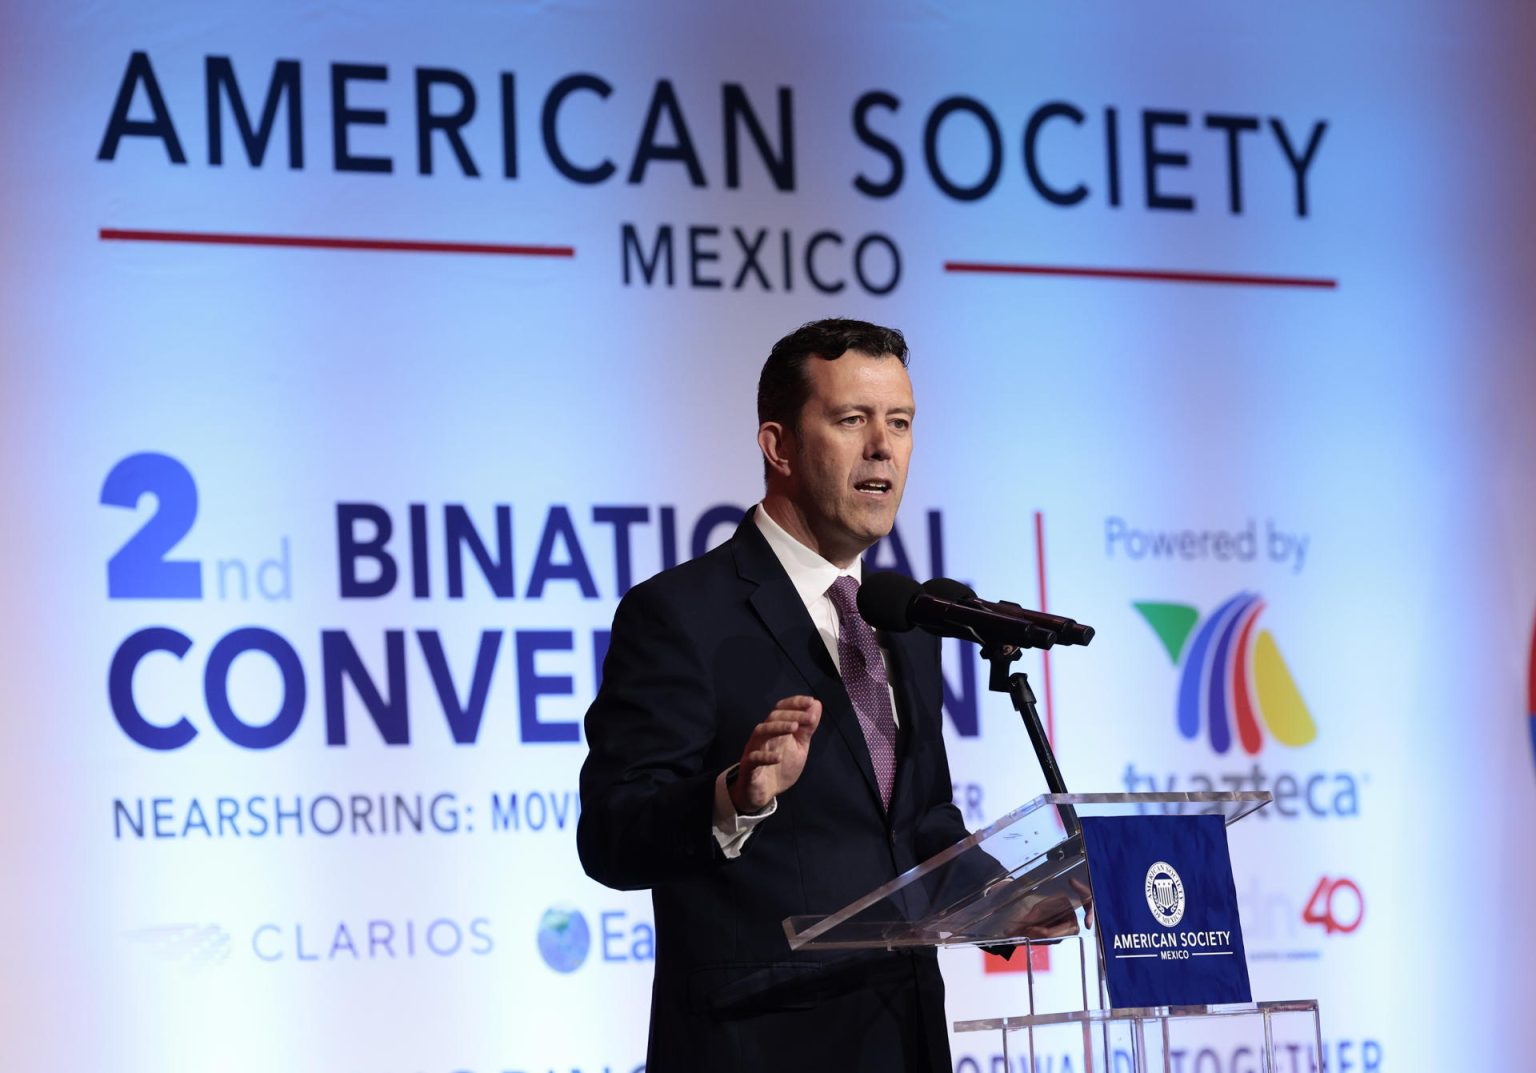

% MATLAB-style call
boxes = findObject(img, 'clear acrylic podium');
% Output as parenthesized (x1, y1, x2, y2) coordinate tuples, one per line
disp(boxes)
(783, 791, 1324, 1073)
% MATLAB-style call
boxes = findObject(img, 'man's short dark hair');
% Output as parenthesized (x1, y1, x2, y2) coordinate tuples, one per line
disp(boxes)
(757, 318, 909, 433)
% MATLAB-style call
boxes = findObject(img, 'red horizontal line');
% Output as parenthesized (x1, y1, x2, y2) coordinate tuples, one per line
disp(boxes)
(944, 261, 1335, 289)
(100, 228, 575, 258)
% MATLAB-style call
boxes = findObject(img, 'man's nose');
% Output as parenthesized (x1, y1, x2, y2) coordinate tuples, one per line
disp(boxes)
(865, 423, 892, 459)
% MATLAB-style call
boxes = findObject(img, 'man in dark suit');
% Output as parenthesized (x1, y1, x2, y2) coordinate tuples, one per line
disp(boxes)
(577, 319, 971, 1071)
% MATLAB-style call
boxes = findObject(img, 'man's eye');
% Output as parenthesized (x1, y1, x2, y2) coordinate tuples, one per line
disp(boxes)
(891, 419, 910, 431)
(839, 415, 863, 426)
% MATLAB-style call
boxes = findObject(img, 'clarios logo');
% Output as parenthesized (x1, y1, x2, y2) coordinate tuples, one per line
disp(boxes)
(1144, 861, 1186, 928)
(1135, 592, 1316, 755)
(536, 906, 591, 973)
(125, 924, 233, 967)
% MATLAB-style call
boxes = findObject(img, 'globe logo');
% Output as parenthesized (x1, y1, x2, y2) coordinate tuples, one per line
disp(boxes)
(537, 906, 591, 973)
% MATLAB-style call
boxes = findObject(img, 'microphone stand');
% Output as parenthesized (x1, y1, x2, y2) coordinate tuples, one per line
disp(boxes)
(980, 642, 1080, 840)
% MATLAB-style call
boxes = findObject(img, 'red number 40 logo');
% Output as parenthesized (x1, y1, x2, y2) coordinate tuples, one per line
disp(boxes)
(1302, 876, 1364, 935)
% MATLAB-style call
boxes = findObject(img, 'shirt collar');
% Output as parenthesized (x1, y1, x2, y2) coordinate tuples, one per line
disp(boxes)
(753, 503, 862, 609)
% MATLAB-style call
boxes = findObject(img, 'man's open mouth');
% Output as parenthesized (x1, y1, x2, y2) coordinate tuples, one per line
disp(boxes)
(854, 479, 892, 496)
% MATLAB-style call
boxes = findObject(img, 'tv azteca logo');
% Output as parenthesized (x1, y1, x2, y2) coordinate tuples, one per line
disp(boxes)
(1124, 592, 1363, 819)
(1134, 592, 1315, 755)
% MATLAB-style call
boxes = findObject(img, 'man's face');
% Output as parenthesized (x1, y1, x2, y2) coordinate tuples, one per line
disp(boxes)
(783, 352, 914, 564)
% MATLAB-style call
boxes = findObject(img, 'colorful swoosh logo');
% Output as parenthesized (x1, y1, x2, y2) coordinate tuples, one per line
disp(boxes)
(1135, 593, 1316, 755)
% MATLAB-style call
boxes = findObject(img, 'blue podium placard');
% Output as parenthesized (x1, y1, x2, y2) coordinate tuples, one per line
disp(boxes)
(1080, 814, 1252, 1008)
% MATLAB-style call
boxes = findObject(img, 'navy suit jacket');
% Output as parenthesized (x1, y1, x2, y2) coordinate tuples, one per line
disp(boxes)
(577, 515, 975, 1072)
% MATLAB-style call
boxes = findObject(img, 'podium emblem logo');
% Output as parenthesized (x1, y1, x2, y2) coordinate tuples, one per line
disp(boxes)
(1135, 592, 1316, 756)
(1144, 861, 1186, 927)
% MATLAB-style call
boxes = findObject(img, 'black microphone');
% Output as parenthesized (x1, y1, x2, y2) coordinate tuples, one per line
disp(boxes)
(857, 572, 1094, 650)
(918, 576, 976, 603)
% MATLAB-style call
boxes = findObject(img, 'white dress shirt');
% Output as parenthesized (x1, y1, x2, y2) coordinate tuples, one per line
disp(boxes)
(711, 503, 898, 857)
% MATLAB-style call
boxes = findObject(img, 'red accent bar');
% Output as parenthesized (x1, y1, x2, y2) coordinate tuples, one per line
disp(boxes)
(1034, 510, 1055, 744)
(1528, 613, 1536, 714)
(945, 261, 1336, 290)
(100, 228, 575, 258)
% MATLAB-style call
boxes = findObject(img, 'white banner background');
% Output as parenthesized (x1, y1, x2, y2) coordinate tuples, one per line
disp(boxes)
(3, 2, 1535, 1070)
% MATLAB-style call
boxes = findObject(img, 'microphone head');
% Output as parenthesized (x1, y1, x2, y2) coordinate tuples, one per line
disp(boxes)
(857, 571, 921, 631)
(920, 576, 976, 602)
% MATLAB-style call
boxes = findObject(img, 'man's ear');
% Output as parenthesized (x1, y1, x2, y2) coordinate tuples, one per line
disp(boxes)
(757, 422, 794, 477)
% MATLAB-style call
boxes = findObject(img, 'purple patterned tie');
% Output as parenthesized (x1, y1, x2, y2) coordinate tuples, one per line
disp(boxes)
(826, 575, 898, 809)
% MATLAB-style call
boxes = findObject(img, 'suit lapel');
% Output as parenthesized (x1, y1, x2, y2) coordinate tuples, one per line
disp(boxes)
(731, 516, 885, 810)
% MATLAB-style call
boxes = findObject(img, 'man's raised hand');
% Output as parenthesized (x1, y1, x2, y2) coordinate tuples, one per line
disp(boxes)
(729, 696, 822, 813)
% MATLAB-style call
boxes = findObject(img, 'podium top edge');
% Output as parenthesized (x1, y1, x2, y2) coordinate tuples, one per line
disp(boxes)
(1037, 791, 1274, 804)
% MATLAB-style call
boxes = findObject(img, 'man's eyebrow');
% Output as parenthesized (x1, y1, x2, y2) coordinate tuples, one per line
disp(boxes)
(830, 402, 915, 413)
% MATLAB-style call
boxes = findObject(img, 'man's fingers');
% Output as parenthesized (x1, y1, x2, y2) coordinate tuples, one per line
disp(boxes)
(743, 721, 801, 764)
(1066, 877, 1095, 929)
(739, 698, 820, 793)
(771, 697, 822, 734)
(752, 719, 802, 739)
(769, 710, 818, 727)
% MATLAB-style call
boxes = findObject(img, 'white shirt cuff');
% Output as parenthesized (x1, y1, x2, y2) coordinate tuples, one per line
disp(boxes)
(712, 765, 777, 858)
